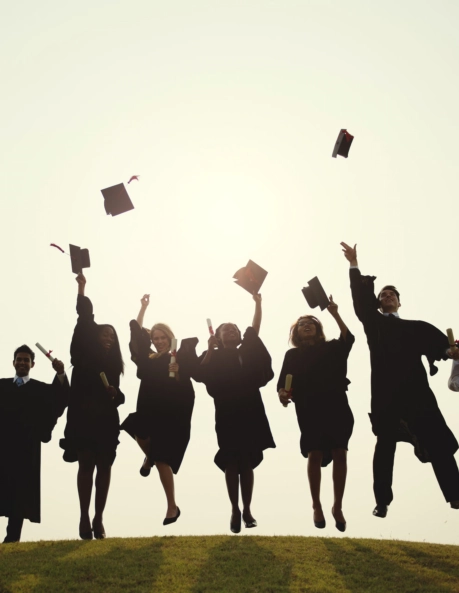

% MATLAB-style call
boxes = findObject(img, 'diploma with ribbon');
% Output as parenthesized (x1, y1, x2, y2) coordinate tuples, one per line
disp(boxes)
(35, 342, 56, 362)
(169, 338, 178, 378)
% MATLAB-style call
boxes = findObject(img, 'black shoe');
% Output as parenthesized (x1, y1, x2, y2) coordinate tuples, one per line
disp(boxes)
(230, 511, 241, 534)
(92, 520, 106, 539)
(314, 519, 326, 529)
(163, 507, 181, 526)
(331, 508, 346, 532)
(373, 504, 388, 518)
(79, 530, 93, 540)
(140, 457, 151, 477)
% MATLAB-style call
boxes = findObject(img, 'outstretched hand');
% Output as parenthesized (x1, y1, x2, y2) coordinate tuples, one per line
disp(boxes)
(76, 273, 86, 287)
(327, 295, 338, 317)
(340, 242, 358, 266)
(140, 294, 150, 308)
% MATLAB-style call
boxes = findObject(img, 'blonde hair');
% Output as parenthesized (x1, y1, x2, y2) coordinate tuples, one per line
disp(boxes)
(149, 323, 175, 359)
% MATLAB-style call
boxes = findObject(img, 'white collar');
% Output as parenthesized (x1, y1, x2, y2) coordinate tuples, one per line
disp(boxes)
(13, 374, 31, 384)
(382, 311, 400, 318)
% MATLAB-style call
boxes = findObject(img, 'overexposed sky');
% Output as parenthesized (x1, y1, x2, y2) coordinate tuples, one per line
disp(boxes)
(2, 0, 459, 544)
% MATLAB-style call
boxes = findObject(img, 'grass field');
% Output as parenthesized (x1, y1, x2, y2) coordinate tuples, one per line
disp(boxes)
(1, 535, 459, 593)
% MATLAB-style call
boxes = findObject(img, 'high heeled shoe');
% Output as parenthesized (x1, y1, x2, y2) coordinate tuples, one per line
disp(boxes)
(163, 507, 181, 526)
(140, 457, 151, 477)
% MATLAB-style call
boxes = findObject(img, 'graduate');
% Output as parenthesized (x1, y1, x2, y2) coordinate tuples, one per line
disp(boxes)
(0, 345, 68, 543)
(60, 273, 125, 540)
(341, 242, 459, 517)
(194, 293, 275, 533)
(121, 294, 197, 526)
(277, 295, 354, 532)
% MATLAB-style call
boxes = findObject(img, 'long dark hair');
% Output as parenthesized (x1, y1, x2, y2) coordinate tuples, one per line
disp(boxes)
(99, 324, 124, 376)
(289, 315, 326, 347)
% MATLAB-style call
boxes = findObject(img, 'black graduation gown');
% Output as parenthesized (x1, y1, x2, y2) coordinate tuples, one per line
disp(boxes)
(121, 321, 196, 474)
(195, 327, 276, 471)
(277, 332, 355, 467)
(60, 295, 125, 464)
(350, 268, 458, 462)
(0, 376, 69, 523)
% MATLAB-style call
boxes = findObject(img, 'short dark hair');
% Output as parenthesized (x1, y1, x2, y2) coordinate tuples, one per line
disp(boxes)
(14, 345, 35, 362)
(378, 285, 401, 302)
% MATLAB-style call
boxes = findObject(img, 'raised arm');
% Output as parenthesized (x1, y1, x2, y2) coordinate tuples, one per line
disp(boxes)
(340, 242, 378, 325)
(327, 295, 349, 339)
(200, 335, 219, 365)
(252, 293, 262, 335)
(136, 294, 150, 328)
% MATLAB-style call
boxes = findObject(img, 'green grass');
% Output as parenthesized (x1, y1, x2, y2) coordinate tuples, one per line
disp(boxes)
(1, 536, 459, 593)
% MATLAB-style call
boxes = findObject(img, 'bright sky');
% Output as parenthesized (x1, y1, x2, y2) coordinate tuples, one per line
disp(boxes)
(2, 0, 459, 545)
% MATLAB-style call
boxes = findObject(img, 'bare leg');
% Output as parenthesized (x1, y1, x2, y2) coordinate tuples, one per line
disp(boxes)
(155, 461, 177, 519)
(240, 457, 255, 523)
(307, 450, 324, 524)
(331, 448, 347, 524)
(136, 436, 151, 472)
(77, 450, 96, 534)
(92, 452, 112, 536)
(225, 460, 241, 524)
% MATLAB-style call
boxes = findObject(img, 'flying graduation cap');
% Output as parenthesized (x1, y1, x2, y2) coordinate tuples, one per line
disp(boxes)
(101, 183, 134, 216)
(69, 244, 90, 275)
(332, 129, 354, 158)
(233, 260, 268, 294)
(302, 277, 330, 310)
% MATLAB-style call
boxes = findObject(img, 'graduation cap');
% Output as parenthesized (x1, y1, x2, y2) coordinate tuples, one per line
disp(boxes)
(332, 129, 354, 158)
(233, 260, 268, 294)
(302, 277, 330, 310)
(101, 183, 134, 216)
(69, 244, 90, 275)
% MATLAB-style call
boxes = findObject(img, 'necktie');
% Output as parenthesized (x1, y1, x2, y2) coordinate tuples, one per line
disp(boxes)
(16, 377, 24, 387)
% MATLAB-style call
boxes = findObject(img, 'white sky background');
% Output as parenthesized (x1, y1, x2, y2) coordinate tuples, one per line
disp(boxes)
(1, 0, 459, 545)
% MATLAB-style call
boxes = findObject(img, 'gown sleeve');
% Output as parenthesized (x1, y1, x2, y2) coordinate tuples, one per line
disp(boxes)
(277, 350, 294, 392)
(349, 268, 379, 327)
(417, 321, 449, 376)
(241, 326, 274, 389)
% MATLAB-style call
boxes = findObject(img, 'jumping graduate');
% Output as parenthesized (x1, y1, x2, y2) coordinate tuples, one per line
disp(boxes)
(277, 296, 354, 532)
(121, 294, 197, 526)
(60, 273, 125, 540)
(341, 242, 459, 517)
(0, 345, 68, 543)
(194, 293, 275, 534)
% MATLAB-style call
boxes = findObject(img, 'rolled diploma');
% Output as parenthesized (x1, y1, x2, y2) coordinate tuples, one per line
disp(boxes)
(285, 374, 293, 392)
(100, 372, 110, 388)
(169, 338, 178, 378)
(206, 318, 214, 335)
(35, 342, 55, 362)
(447, 328, 456, 347)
